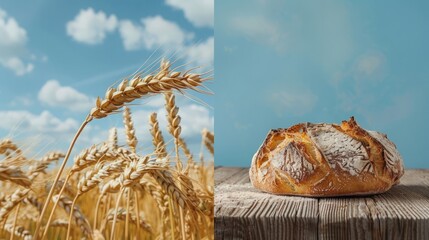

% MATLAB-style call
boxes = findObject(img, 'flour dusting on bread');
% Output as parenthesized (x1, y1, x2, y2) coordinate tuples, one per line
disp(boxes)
(270, 142, 315, 182)
(367, 130, 403, 176)
(306, 123, 372, 176)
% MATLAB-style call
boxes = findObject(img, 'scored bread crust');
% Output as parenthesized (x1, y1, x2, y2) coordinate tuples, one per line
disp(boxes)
(249, 117, 404, 197)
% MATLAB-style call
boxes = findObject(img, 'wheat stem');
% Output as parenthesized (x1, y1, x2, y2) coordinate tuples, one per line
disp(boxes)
(65, 195, 78, 240)
(168, 198, 176, 240)
(41, 174, 71, 239)
(125, 189, 131, 240)
(9, 203, 20, 240)
(134, 191, 140, 240)
(110, 188, 124, 240)
(93, 195, 103, 229)
(34, 118, 90, 240)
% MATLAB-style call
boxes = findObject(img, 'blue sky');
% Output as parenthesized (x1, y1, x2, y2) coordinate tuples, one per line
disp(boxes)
(0, 0, 213, 160)
(215, 0, 429, 168)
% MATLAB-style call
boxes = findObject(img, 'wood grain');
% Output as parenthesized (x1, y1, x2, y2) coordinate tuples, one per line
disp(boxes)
(215, 168, 429, 240)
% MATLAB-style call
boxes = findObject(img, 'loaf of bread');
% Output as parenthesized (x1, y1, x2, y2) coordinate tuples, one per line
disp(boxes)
(249, 117, 404, 197)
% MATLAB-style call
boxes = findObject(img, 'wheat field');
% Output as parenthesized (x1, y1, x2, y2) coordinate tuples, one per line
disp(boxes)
(0, 59, 214, 240)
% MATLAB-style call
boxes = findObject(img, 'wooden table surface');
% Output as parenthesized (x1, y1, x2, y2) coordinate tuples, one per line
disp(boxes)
(215, 167, 429, 240)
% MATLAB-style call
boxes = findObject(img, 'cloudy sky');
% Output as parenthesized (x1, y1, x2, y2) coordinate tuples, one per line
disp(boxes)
(215, 0, 429, 168)
(0, 0, 213, 160)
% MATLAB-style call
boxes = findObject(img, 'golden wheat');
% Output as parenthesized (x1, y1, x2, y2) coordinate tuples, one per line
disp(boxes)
(0, 59, 213, 240)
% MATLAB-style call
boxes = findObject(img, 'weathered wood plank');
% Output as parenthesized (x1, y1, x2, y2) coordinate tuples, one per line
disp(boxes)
(215, 167, 318, 240)
(214, 167, 245, 185)
(215, 168, 429, 240)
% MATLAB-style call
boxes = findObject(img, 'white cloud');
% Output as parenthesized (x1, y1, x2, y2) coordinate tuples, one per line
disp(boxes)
(231, 15, 287, 51)
(0, 110, 102, 154)
(359, 91, 415, 129)
(268, 89, 318, 116)
(172, 104, 213, 138)
(355, 52, 385, 79)
(0, 8, 34, 75)
(118, 15, 193, 51)
(0, 110, 78, 133)
(165, 0, 214, 27)
(38, 80, 94, 112)
(9, 96, 32, 107)
(3, 57, 34, 76)
(66, 8, 118, 45)
(185, 37, 214, 68)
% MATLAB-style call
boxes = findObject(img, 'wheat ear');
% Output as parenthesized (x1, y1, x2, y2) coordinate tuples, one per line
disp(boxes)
(0, 189, 29, 223)
(107, 128, 118, 150)
(149, 113, 168, 159)
(71, 144, 117, 173)
(178, 137, 194, 173)
(102, 207, 152, 233)
(28, 152, 64, 180)
(151, 170, 194, 211)
(0, 165, 31, 188)
(0, 139, 24, 162)
(0, 139, 19, 155)
(23, 195, 42, 212)
(52, 195, 92, 237)
(164, 91, 183, 171)
(90, 59, 206, 120)
(203, 129, 214, 156)
(77, 160, 124, 196)
(123, 107, 138, 152)
(4, 223, 32, 240)
(49, 219, 68, 228)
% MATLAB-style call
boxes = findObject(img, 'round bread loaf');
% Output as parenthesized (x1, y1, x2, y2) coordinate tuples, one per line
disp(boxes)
(249, 117, 404, 197)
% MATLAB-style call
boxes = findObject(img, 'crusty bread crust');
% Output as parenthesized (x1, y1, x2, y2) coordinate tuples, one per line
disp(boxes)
(249, 117, 404, 197)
